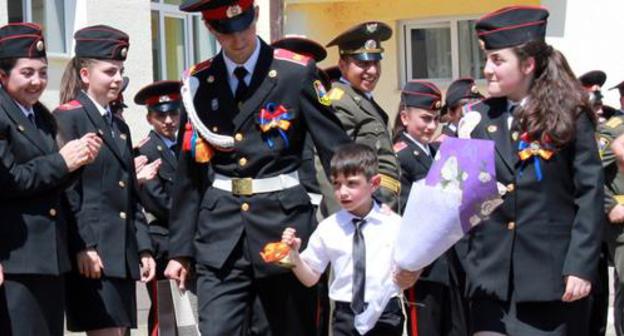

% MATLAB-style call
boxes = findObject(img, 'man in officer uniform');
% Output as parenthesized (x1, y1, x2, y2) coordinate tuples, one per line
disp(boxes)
(598, 116, 624, 336)
(610, 80, 624, 113)
(134, 80, 185, 335)
(325, 21, 401, 212)
(164, 1, 350, 335)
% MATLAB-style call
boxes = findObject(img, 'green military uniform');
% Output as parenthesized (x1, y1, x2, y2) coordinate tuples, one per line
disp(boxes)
(597, 115, 624, 277)
(325, 21, 401, 211)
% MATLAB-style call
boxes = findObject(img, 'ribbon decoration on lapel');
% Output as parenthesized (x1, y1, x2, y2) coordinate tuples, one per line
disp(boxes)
(517, 132, 554, 181)
(257, 103, 293, 148)
(182, 122, 214, 163)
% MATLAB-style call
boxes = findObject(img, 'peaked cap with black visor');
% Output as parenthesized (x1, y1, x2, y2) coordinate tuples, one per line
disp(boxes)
(180, 0, 256, 34)
(326, 21, 392, 62)
(135, 80, 182, 114)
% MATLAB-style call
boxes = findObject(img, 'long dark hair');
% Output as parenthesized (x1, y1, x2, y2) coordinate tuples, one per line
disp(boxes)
(392, 105, 405, 143)
(513, 40, 593, 148)
(59, 57, 95, 104)
(0, 57, 56, 132)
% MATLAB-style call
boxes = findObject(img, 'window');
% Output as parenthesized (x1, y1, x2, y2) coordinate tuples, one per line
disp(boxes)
(8, 0, 71, 54)
(151, 0, 219, 81)
(399, 18, 485, 85)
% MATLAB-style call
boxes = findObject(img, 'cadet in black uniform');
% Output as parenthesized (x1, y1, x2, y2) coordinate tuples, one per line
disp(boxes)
(437, 77, 483, 141)
(163, 1, 350, 336)
(134, 80, 183, 336)
(0, 22, 102, 336)
(393, 81, 468, 336)
(54, 25, 155, 336)
(459, 6, 603, 335)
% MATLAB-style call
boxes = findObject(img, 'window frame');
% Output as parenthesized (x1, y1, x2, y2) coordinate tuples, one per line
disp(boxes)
(151, 0, 218, 81)
(397, 15, 485, 88)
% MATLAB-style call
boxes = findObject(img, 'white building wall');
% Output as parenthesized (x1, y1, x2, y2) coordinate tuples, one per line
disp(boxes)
(0, 0, 273, 141)
(543, 0, 624, 108)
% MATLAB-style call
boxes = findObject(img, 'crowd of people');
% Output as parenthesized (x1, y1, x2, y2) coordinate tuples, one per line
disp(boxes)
(2, 0, 624, 336)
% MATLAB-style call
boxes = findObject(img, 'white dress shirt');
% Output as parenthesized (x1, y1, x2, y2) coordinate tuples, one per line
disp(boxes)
(300, 202, 402, 303)
(84, 91, 111, 118)
(223, 37, 261, 95)
(15, 100, 35, 121)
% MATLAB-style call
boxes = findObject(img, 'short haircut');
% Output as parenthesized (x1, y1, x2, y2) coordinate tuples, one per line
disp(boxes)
(330, 143, 378, 180)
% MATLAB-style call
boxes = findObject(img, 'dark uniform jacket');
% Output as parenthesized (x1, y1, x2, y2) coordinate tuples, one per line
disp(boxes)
(168, 39, 350, 277)
(0, 88, 72, 275)
(326, 81, 401, 210)
(394, 133, 449, 285)
(136, 130, 177, 265)
(462, 97, 603, 302)
(54, 92, 152, 280)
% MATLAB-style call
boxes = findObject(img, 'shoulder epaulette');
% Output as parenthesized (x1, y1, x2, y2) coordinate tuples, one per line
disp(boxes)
(393, 141, 408, 153)
(606, 116, 624, 129)
(327, 87, 345, 101)
(57, 100, 82, 111)
(274, 48, 311, 66)
(135, 136, 150, 149)
(188, 58, 214, 76)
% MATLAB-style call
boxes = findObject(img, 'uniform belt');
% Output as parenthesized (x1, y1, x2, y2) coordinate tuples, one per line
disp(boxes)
(615, 195, 624, 205)
(379, 174, 401, 194)
(213, 171, 300, 196)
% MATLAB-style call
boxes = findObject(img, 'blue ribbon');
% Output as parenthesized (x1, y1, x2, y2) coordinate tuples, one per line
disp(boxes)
(517, 140, 543, 181)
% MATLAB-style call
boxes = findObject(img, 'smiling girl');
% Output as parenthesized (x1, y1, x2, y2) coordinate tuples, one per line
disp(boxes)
(459, 6, 603, 336)
(0, 23, 101, 335)
(54, 25, 155, 336)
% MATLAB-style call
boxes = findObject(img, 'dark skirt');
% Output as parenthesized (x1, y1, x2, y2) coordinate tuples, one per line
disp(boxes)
(0, 274, 65, 336)
(65, 273, 136, 331)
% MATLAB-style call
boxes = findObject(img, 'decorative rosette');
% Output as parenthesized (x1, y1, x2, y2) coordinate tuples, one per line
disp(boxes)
(257, 103, 293, 148)
(517, 132, 554, 181)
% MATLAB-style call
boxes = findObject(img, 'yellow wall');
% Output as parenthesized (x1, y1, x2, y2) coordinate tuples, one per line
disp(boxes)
(285, 0, 540, 125)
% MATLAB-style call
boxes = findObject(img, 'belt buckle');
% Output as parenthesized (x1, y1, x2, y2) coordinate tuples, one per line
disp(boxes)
(231, 177, 253, 196)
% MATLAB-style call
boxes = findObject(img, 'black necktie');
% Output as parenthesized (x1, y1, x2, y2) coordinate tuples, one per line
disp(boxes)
(27, 113, 36, 127)
(234, 66, 249, 105)
(170, 143, 178, 156)
(351, 218, 367, 314)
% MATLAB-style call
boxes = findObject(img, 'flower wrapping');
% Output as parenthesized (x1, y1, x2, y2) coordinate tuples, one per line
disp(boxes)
(355, 137, 501, 334)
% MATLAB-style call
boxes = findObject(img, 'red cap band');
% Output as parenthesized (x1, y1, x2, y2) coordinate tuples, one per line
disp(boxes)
(201, 0, 253, 21)
(145, 93, 181, 107)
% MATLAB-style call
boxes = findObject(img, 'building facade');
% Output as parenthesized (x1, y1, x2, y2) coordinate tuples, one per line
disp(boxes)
(2, 0, 624, 137)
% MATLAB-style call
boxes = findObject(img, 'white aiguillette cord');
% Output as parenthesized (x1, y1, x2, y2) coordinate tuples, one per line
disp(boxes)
(181, 71, 235, 150)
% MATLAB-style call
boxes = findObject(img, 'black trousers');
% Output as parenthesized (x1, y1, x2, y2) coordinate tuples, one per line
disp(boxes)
(406, 280, 468, 336)
(589, 247, 609, 336)
(615, 270, 624, 336)
(333, 297, 404, 336)
(196, 236, 317, 336)
(470, 296, 590, 336)
(0, 274, 65, 336)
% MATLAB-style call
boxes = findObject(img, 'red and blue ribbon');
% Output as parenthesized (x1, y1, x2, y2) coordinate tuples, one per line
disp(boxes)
(517, 133, 554, 181)
(257, 103, 293, 148)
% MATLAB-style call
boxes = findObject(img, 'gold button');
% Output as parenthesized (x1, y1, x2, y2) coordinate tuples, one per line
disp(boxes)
(120, 212, 127, 220)
(49, 208, 57, 217)
(212, 126, 218, 132)
(118, 180, 126, 188)
(506, 184, 515, 193)
(241, 203, 250, 212)
(238, 157, 247, 166)
(238, 102, 243, 109)
(507, 221, 516, 230)
(235, 133, 243, 142)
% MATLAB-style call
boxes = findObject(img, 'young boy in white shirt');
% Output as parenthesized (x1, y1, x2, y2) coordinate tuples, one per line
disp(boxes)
(282, 143, 419, 336)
